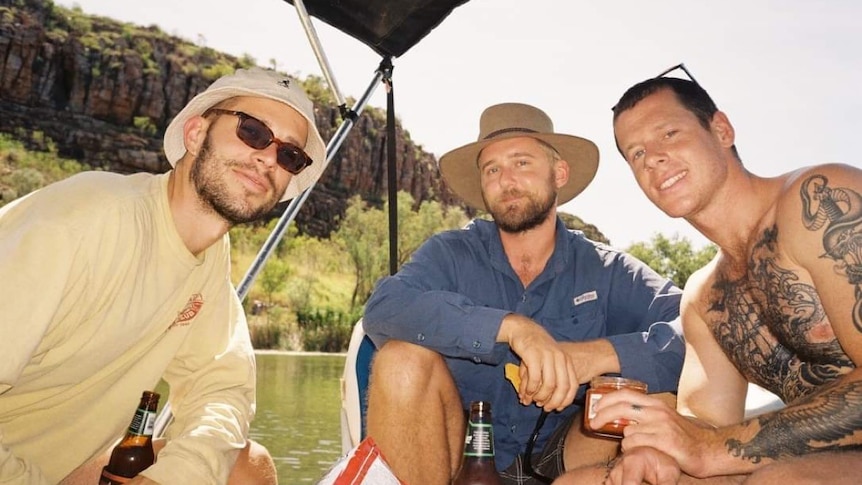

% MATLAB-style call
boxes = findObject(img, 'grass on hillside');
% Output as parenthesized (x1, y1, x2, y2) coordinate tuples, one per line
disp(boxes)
(0, 132, 86, 207)
(230, 229, 360, 352)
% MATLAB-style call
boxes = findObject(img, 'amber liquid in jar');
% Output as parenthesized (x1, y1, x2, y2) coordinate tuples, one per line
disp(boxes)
(584, 376, 647, 438)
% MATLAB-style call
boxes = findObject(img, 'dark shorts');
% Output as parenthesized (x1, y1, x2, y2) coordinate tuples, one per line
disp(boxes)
(499, 412, 575, 485)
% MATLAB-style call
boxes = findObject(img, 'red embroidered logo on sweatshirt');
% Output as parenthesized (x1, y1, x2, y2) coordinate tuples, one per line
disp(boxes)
(170, 293, 204, 328)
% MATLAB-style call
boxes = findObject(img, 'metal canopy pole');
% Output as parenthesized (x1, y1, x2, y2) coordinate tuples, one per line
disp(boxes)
(293, 0, 357, 123)
(153, 0, 387, 437)
(236, 69, 384, 300)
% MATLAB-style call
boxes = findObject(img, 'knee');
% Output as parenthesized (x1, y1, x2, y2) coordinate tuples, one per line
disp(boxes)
(228, 440, 277, 485)
(369, 340, 449, 391)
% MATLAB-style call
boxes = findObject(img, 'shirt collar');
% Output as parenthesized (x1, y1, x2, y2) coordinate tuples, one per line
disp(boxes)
(482, 216, 571, 284)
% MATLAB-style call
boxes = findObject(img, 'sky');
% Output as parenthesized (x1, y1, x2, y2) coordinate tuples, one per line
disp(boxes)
(54, 0, 862, 249)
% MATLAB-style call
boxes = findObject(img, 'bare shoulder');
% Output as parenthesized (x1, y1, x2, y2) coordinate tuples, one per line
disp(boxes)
(778, 163, 862, 211)
(679, 254, 720, 336)
(776, 163, 862, 264)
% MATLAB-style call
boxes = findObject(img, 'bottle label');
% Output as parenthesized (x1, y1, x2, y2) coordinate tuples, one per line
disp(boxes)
(99, 468, 131, 484)
(463, 420, 495, 457)
(128, 408, 156, 436)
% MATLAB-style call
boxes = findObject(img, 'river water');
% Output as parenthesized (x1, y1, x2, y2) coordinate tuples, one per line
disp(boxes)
(251, 352, 346, 483)
(155, 352, 346, 482)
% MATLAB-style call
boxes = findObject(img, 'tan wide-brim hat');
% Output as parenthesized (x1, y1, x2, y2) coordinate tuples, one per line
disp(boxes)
(163, 67, 327, 202)
(438, 103, 599, 211)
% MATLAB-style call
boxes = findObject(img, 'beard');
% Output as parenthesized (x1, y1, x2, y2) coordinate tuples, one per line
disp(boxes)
(484, 173, 557, 234)
(190, 133, 281, 225)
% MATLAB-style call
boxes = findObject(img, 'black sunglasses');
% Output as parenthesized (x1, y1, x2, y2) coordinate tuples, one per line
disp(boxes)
(204, 108, 313, 175)
(612, 62, 701, 111)
(656, 62, 700, 86)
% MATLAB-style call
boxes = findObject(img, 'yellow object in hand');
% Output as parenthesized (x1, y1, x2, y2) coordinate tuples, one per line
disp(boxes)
(505, 363, 521, 391)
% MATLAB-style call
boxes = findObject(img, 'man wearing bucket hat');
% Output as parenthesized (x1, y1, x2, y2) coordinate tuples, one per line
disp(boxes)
(362, 103, 684, 484)
(0, 67, 326, 484)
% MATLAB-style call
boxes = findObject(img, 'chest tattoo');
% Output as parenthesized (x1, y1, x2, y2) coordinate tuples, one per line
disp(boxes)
(708, 226, 853, 403)
(704, 173, 862, 464)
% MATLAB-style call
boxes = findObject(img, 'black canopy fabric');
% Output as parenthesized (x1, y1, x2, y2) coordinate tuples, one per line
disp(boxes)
(282, 0, 471, 58)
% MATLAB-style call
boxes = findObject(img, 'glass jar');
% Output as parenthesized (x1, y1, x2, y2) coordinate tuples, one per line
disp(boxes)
(584, 376, 647, 438)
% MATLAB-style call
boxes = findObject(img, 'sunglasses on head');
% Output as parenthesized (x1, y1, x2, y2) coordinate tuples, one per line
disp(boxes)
(655, 62, 700, 86)
(611, 62, 702, 111)
(204, 108, 313, 175)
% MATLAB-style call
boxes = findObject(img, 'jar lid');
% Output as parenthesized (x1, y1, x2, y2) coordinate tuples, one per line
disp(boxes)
(589, 375, 648, 392)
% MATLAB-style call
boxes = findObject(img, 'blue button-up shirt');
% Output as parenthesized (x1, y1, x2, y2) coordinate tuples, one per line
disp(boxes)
(363, 217, 683, 471)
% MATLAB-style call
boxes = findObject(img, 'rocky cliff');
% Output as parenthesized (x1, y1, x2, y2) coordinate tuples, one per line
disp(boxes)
(0, 0, 466, 236)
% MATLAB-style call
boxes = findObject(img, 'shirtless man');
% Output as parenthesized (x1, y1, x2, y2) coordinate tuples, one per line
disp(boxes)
(555, 67, 862, 484)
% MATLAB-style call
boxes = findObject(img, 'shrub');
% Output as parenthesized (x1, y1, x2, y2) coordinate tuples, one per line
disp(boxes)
(296, 307, 361, 353)
(248, 306, 291, 349)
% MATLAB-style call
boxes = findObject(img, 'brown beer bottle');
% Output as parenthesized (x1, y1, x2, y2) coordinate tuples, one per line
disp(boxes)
(453, 401, 502, 485)
(98, 391, 160, 485)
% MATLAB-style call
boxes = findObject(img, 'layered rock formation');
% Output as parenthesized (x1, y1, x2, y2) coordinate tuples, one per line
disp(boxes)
(0, 0, 465, 236)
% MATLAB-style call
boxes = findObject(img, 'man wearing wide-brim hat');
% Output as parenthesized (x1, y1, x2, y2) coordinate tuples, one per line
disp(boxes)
(362, 103, 685, 484)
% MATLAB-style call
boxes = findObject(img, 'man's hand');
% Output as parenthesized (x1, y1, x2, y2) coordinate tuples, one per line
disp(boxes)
(559, 339, 620, 384)
(499, 314, 578, 411)
(590, 389, 719, 477)
(606, 447, 681, 485)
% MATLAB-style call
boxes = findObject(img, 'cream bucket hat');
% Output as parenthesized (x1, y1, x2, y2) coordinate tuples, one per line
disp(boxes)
(163, 67, 327, 202)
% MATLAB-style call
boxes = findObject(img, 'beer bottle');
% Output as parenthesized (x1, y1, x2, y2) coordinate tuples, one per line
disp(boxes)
(98, 390, 160, 485)
(453, 401, 502, 485)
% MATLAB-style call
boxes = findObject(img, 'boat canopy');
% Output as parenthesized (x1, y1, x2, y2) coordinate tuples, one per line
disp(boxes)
(282, 0, 471, 58)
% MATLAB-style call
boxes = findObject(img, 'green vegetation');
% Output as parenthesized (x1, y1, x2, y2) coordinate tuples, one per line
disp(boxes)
(332, 192, 468, 308)
(28, 1, 257, 83)
(0, 133, 86, 207)
(0, 128, 716, 350)
(0, 134, 716, 354)
(233, 193, 468, 352)
(0, 2, 719, 352)
(627, 233, 718, 288)
(133, 116, 158, 136)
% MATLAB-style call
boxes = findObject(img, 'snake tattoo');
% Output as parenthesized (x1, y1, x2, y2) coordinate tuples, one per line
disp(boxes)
(801, 174, 862, 332)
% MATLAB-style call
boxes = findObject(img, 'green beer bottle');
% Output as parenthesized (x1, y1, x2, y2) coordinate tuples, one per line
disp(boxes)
(453, 401, 502, 485)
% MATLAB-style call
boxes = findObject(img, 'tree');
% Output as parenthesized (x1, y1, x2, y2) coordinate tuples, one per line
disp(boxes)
(332, 195, 390, 309)
(259, 257, 292, 305)
(333, 192, 468, 309)
(626, 233, 718, 288)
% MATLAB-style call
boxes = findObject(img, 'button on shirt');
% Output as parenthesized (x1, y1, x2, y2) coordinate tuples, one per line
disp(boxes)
(363, 218, 683, 471)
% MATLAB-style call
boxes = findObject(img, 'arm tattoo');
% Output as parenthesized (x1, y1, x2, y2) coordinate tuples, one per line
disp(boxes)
(800, 174, 862, 332)
(717, 174, 862, 463)
(727, 379, 862, 462)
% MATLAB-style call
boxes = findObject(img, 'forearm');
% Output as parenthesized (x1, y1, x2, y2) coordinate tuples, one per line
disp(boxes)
(560, 338, 620, 384)
(364, 277, 509, 360)
(696, 371, 862, 476)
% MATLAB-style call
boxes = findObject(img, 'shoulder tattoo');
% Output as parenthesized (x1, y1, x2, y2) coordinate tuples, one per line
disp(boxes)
(800, 174, 862, 332)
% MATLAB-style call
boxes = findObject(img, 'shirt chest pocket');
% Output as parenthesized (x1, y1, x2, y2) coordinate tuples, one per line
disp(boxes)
(540, 302, 605, 341)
